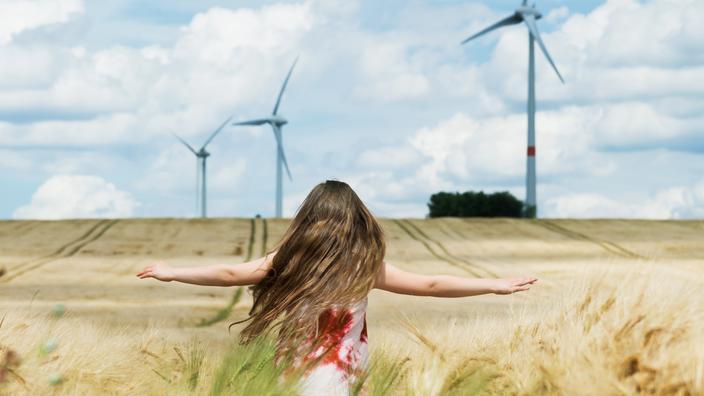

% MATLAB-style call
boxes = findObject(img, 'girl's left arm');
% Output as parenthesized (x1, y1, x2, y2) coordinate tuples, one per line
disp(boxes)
(136, 252, 274, 287)
(374, 261, 537, 297)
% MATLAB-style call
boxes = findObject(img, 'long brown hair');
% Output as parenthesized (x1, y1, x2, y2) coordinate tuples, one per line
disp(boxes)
(230, 180, 385, 361)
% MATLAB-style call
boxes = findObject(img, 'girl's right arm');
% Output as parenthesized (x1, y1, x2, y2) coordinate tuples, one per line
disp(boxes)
(374, 261, 537, 297)
(136, 252, 275, 287)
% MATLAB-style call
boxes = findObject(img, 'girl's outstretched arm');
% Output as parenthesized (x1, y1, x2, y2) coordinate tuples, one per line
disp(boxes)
(374, 261, 537, 297)
(136, 252, 274, 287)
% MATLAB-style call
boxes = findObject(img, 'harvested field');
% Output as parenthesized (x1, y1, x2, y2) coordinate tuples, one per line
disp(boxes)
(1, 218, 702, 394)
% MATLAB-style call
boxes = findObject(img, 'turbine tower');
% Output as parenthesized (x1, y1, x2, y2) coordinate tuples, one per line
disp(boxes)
(232, 56, 298, 218)
(173, 116, 232, 218)
(462, 0, 564, 218)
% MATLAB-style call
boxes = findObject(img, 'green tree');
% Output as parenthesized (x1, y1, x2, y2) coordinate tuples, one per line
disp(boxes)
(428, 190, 524, 218)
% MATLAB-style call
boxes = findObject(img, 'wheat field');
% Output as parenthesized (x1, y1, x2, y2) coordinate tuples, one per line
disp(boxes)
(1, 218, 703, 395)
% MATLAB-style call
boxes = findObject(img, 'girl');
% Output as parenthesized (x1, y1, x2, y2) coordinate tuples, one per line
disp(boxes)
(137, 180, 537, 395)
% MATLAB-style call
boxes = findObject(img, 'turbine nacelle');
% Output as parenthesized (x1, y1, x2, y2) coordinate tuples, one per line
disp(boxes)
(269, 115, 288, 126)
(461, 1, 563, 83)
(516, 6, 542, 20)
(231, 115, 288, 127)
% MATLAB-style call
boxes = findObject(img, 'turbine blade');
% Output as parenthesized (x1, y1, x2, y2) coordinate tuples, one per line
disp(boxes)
(232, 118, 270, 126)
(172, 133, 197, 155)
(272, 55, 299, 115)
(523, 14, 565, 83)
(461, 14, 522, 44)
(272, 126, 292, 181)
(201, 115, 233, 149)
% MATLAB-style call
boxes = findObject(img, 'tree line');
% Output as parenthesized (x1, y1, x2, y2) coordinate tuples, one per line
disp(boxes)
(427, 190, 533, 218)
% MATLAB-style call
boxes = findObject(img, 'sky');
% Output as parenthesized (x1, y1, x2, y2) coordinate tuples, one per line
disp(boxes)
(0, 0, 703, 220)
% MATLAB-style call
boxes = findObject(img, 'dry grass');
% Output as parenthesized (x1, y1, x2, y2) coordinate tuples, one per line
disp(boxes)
(1, 218, 703, 394)
(1, 265, 702, 395)
(377, 265, 704, 395)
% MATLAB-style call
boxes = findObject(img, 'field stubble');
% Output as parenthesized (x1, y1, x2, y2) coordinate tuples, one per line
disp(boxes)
(0, 218, 703, 395)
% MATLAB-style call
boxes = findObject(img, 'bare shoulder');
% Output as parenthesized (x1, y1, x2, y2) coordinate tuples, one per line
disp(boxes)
(226, 250, 277, 285)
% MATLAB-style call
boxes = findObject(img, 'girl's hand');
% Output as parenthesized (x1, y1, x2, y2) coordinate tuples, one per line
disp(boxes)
(136, 262, 176, 282)
(492, 277, 538, 295)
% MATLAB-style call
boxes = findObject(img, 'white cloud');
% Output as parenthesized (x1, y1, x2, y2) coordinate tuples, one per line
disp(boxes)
(134, 142, 248, 201)
(175, 4, 313, 59)
(0, 2, 315, 147)
(0, 0, 83, 45)
(353, 37, 430, 101)
(546, 6, 570, 23)
(558, 0, 704, 68)
(349, 97, 702, 217)
(543, 180, 704, 219)
(13, 174, 138, 219)
(356, 145, 421, 170)
(345, 0, 704, 218)
(2, 0, 704, 219)
(0, 149, 32, 171)
(0, 45, 62, 89)
(543, 193, 629, 218)
(464, 0, 704, 106)
(369, 107, 602, 185)
(40, 151, 120, 175)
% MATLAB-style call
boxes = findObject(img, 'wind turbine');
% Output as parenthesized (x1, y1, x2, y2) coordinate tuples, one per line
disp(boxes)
(172, 115, 232, 218)
(462, 0, 564, 218)
(232, 56, 298, 218)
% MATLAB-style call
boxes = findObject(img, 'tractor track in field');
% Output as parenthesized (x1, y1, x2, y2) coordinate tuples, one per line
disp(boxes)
(534, 220, 645, 260)
(3, 221, 38, 236)
(439, 220, 564, 290)
(404, 220, 499, 277)
(197, 217, 264, 327)
(261, 218, 269, 256)
(394, 220, 497, 278)
(245, 218, 256, 261)
(1, 219, 119, 283)
(196, 218, 257, 327)
(672, 221, 704, 232)
(440, 221, 466, 239)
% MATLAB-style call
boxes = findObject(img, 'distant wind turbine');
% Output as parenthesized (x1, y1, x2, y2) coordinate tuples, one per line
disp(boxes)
(462, 0, 564, 218)
(172, 115, 232, 218)
(232, 56, 298, 218)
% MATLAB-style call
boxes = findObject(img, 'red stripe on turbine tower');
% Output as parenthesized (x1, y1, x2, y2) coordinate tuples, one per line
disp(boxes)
(527, 146, 536, 156)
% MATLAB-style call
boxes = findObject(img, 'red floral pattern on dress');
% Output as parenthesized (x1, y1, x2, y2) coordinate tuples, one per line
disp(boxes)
(296, 298, 369, 394)
(304, 308, 354, 370)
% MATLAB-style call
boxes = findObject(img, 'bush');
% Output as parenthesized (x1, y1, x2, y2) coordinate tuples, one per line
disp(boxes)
(427, 190, 524, 218)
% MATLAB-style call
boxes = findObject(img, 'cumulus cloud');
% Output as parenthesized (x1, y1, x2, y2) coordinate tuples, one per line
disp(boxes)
(0, 0, 83, 45)
(558, 0, 704, 68)
(0, 2, 314, 146)
(339, 0, 704, 218)
(353, 37, 430, 101)
(352, 107, 608, 200)
(13, 175, 138, 219)
(457, 0, 704, 107)
(543, 180, 704, 219)
(1, 0, 703, 219)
